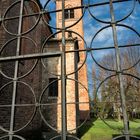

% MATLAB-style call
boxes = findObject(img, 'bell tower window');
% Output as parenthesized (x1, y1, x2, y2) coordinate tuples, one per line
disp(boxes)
(64, 9, 74, 19)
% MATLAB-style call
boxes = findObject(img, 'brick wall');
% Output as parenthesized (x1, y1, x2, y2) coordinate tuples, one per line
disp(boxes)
(0, 0, 52, 138)
(0, 0, 90, 139)
(42, 38, 79, 133)
(56, 0, 90, 122)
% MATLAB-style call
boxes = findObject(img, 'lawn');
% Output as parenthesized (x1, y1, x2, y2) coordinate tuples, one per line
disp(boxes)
(79, 118, 140, 140)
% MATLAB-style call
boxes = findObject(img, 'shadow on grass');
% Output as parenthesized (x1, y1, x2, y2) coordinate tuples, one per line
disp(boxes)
(130, 119, 140, 123)
(113, 135, 140, 140)
(77, 116, 98, 138)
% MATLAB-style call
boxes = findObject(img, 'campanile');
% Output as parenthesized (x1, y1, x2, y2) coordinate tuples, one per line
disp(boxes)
(56, 0, 90, 122)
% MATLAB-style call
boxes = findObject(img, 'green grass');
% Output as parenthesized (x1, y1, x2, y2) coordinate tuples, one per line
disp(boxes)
(79, 118, 140, 140)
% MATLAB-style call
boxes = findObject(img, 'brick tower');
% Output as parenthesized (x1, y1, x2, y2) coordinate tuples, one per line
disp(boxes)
(55, 0, 90, 129)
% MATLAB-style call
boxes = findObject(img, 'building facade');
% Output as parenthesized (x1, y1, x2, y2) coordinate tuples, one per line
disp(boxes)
(56, 0, 89, 121)
(0, 0, 52, 139)
(0, 0, 89, 139)
(41, 0, 89, 137)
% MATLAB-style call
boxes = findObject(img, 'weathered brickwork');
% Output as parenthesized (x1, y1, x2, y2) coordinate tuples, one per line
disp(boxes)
(56, 0, 90, 126)
(0, 0, 52, 139)
(42, 39, 79, 132)
(0, 0, 89, 139)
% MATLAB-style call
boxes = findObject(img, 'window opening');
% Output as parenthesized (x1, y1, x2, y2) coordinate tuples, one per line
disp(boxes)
(64, 9, 74, 19)
(48, 78, 58, 97)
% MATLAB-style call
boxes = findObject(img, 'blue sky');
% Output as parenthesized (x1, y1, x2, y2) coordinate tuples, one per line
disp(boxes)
(83, 1, 140, 97)
(39, 0, 140, 98)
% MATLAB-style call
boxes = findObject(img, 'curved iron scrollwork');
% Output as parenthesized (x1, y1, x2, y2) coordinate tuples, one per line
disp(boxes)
(0, 0, 140, 140)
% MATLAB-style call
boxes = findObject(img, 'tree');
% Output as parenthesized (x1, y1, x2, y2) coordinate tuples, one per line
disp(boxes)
(92, 46, 140, 120)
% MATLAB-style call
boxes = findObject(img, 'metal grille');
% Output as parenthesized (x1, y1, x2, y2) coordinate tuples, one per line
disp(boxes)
(0, 0, 140, 140)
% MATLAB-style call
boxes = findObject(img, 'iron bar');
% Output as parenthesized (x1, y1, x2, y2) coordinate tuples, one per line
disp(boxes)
(90, 43, 140, 51)
(40, 101, 90, 106)
(43, 0, 133, 14)
(65, 43, 140, 53)
(0, 104, 35, 107)
(61, 0, 67, 139)
(9, 0, 24, 140)
(0, 43, 140, 63)
(0, 101, 90, 108)
(0, 0, 139, 139)
(1, 0, 133, 21)
(110, 1, 130, 140)
(0, 52, 62, 62)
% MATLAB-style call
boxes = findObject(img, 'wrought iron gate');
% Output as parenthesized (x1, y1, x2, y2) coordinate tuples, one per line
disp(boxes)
(0, 0, 140, 140)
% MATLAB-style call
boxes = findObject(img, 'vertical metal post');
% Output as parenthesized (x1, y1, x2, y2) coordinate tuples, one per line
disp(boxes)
(109, 1, 130, 140)
(9, 0, 24, 140)
(61, 0, 67, 140)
